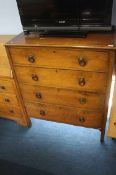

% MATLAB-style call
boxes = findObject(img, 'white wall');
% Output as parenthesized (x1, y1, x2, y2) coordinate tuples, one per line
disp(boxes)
(0, 0, 23, 34)
(0, 0, 115, 35)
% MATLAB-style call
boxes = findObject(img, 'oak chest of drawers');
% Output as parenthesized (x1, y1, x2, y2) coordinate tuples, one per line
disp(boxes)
(6, 32, 116, 142)
(0, 35, 30, 126)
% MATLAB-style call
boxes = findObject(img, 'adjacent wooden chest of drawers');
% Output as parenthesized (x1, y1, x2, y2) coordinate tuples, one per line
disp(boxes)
(0, 36, 12, 77)
(0, 78, 21, 120)
(6, 32, 116, 142)
(0, 36, 30, 127)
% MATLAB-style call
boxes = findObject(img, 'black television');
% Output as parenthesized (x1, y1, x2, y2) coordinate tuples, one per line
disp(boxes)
(16, 0, 114, 37)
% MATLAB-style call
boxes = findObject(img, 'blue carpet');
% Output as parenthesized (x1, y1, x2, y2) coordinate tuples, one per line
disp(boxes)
(0, 159, 54, 175)
(0, 118, 116, 175)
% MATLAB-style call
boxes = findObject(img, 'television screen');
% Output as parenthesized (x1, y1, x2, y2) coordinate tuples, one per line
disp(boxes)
(16, 0, 113, 34)
(79, 0, 113, 26)
(17, 0, 78, 26)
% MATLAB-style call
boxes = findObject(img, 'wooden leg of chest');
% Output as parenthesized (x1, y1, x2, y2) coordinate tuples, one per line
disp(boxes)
(100, 113, 108, 143)
(16, 117, 32, 128)
(100, 130, 105, 143)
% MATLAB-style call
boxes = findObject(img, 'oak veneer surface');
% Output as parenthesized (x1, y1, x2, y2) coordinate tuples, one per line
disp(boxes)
(0, 103, 22, 120)
(6, 32, 116, 142)
(20, 84, 105, 110)
(15, 66, 107, 91)
(0, 35, 14, 77)
(6, 32, 116, 49)
(26, 102, 103, 129)
(0, 77, 30, 125)
(0, 78, 16, 94)
(0, 92, 19, 106)
(0, 35, 30, 127)
(10, 47, 109, 72)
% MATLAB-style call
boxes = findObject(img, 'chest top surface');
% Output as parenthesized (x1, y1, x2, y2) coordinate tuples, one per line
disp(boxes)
(0, 35, 14, 44)
(6, 32, 116, 50)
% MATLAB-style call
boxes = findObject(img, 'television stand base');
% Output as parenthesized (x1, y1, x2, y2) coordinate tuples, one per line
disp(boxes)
(39, 30, 87, 38)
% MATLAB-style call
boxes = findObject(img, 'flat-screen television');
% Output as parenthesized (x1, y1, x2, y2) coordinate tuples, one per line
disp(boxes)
(16, 0, 113, 37)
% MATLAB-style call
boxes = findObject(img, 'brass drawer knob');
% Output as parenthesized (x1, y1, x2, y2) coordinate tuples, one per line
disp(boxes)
(78, 57, 86, 66)
(79, 98, 86, 104)
(40, 110, 46, 116)
(79, 78, 85, 86)
(4, 98, 10, 102)
(0, 86, 5, 90)
(35, 92, 42, 99)
(27, 55, 35, 63)
(32, 74, 38, 81)
(79, 116, 85, 123)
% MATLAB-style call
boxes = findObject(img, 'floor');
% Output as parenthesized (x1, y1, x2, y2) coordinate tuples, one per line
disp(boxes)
(0, 118, 116, 175)
(0, 158, 54, 175)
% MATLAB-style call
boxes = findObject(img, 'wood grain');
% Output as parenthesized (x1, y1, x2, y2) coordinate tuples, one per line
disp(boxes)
(0, 103, 22, 119)
(0, 93, 19, 106)
(6, 32, 116, 50)
(0, 36, 13, 77)
(20, 84, 105, 110)
(15, 66, 107, 91)
(0, 78, 16, 94)
(5, 47, 31, 127)
(26, 102, 102, 128)
(10, 47, 109, 72)
(6, 32, 116, 141)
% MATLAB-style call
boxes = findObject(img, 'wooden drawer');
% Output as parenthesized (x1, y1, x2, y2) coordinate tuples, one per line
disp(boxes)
(26, 102, 102, 129)
(15, 66, 107, 91)
(0, 104, 22, 119)
(0, 37, 12, 77)
(0, 79, 16, 94)
(0, 44, 6, 56)
(0, 93, 19, 106)
(0, 55, 11, 77)
(10, 47, 109, 72)
(20, 84, 105, 110)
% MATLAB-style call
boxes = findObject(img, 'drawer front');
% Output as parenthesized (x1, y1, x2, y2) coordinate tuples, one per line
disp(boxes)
(0, 55, 11, 77)
(0, 44, 7, 56)
(15, 67, 107, 91)
(0, 104, 21, 119)
(0, 93, 19, 106)
(20, 84, 105, 110)
(26, 102, 102, 129)
(0, 44, 11, 77)
(10, 47, 108, 72)
(0, 79, 16, 94)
